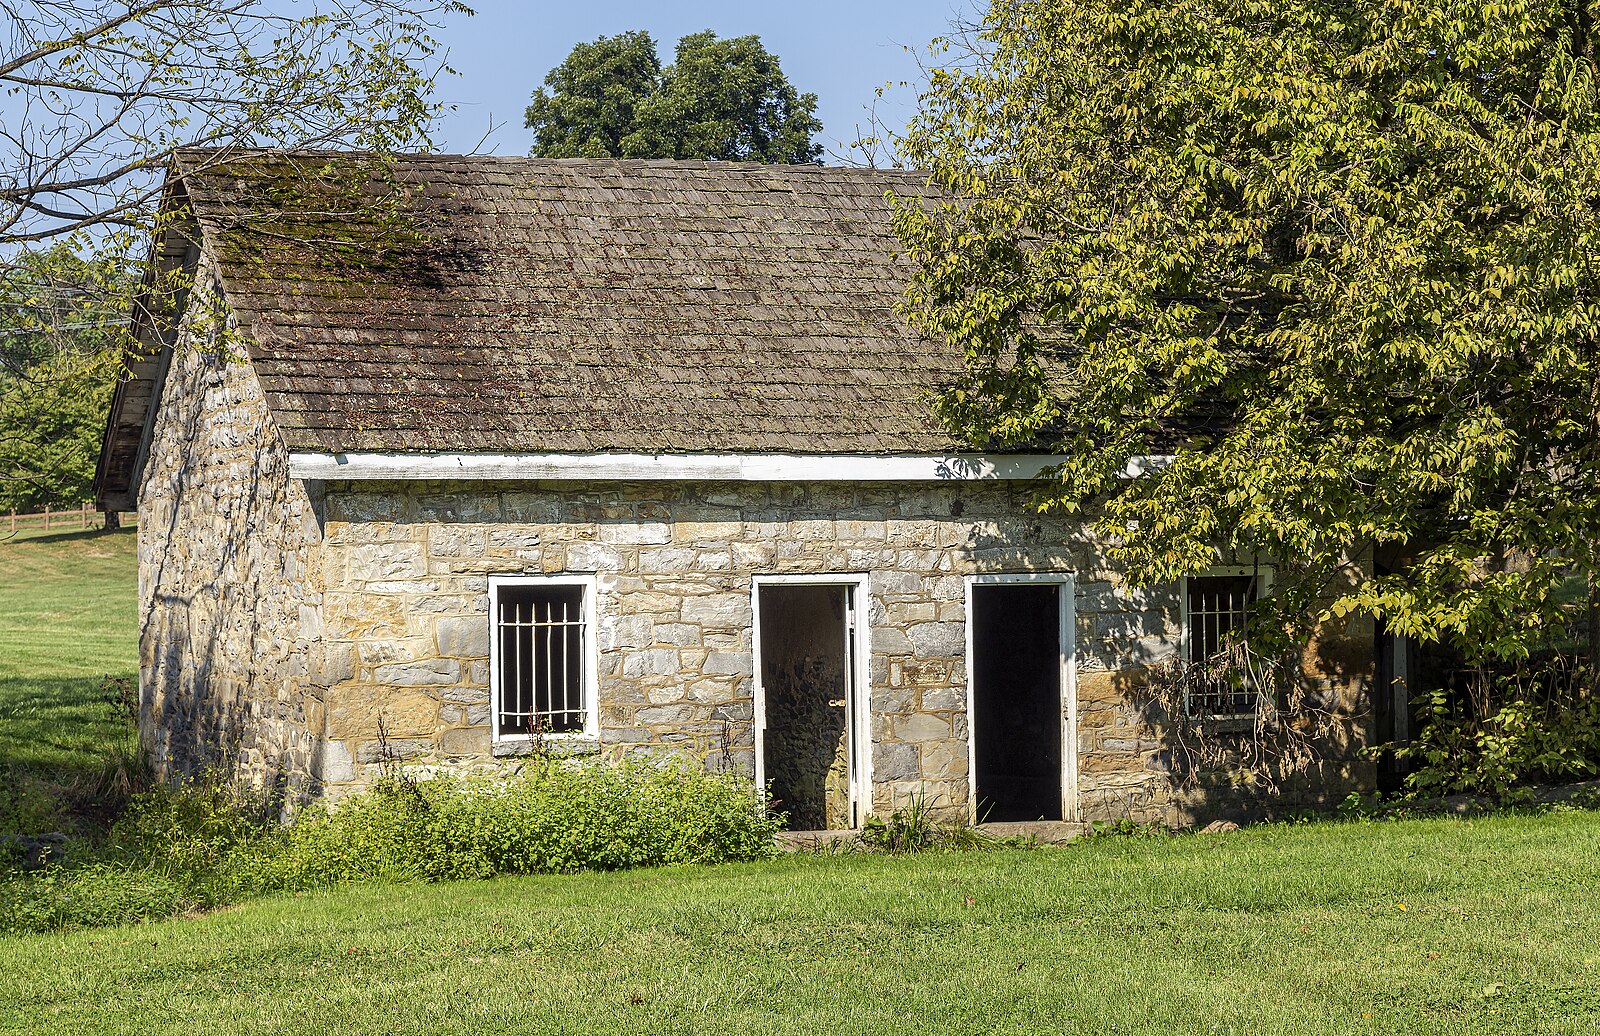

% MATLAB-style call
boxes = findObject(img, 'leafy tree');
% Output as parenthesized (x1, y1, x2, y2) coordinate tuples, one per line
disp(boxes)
(895, 0, 1600, 668)
(0, 247, 124, 512)
(523, 31, 664, 159)
(0, 0, 466, 511)
(0, 353, 116, 514)
(1, 0, 467, 253)
(526, 31, 823, 163)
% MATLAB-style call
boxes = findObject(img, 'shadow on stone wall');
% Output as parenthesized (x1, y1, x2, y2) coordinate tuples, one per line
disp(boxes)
(1086, 622, 1378, 827)
(140, 343, 318, 817)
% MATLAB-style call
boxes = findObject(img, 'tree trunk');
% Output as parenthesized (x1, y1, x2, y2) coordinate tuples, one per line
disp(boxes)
(102, 510, 120, 532)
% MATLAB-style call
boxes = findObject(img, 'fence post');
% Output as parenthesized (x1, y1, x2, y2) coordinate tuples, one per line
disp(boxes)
(81, 502, 88, 529)
(7, 509, 12, 534)
(43, 505, 49, 531)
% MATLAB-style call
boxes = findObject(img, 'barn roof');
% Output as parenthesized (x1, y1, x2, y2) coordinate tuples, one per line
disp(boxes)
(111, 150, 966, 476)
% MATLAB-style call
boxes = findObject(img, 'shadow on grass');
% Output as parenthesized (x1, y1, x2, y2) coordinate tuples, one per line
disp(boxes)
(0, 525, 131, 548)
(0, 674, 142, 838)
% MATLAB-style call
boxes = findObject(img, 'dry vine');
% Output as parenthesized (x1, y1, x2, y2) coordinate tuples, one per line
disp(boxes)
(1130, 640, 1345, 796)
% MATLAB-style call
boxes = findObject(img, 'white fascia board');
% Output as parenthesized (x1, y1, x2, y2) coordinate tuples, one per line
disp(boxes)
(287, 451, 1173, 483)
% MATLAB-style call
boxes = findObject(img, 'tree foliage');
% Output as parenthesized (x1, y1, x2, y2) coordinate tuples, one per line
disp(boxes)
(0, 0, 466, 507)
(525, 30, 823, 163)
(1, 0, 467, 252)
(896, 0, 1600, 664)
(0, 246, 124, 511)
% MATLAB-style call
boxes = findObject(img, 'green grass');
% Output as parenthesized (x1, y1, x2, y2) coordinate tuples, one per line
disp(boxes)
(1, 812, 1598, 1034)
(4, 526, 1600, 1033)
(0, 526, 138, 835)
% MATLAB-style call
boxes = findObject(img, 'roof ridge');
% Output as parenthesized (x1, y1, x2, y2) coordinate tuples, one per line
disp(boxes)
(172, 146, 931, 177)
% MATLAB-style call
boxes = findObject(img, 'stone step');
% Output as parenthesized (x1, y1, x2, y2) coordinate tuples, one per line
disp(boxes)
(774, 819, 1088, 851)
(976, 820, 1086, 844)
(774, 829, 859, 850)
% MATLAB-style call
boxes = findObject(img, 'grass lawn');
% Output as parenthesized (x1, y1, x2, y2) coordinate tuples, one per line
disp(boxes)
(0, 526, 139, 835)
(2, 811, 1599, 1035)
(3, 526, 1600, 1034)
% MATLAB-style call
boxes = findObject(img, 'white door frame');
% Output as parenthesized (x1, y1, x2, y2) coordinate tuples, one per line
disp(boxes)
(750, 573, 873, 829)
(964, 572, 1079, 824)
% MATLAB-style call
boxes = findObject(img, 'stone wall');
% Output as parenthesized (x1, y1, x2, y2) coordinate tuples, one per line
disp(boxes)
(137, 265, 324, 807)
(315, 479, 1377, 825)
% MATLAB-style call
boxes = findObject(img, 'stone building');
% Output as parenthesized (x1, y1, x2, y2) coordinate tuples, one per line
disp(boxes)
(97, 151, 1379, 829)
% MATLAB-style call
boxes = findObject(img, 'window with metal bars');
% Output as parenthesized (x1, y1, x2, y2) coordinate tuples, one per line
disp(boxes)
(1184, 573, 1259, 716)
(493, 580, 590, 737)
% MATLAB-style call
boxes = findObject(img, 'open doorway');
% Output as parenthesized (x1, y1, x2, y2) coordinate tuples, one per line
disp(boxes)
(754, 578, 864, 831)
(1373, 624, 1416, 794)
(968, 578, 1073, 823)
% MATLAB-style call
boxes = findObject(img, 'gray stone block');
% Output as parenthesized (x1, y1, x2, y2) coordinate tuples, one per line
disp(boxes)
(316, 739, 356, 784)
(621, 648, 679, 678)
(355, 738, 431, 763)
(436, 615, 489, 658)
(895, 712, 951, 742)
(566, 542, 624, 572)
(681, 594, 752, 628)
(652, 622, 702, 646)
(908, 621, 966, 658)
(440, 726, 491, 757)
(921, 688, 967, 711)
(600, 521, 671, 544)
(374, 658, 460, 686)
(875, 742, 920, 780)
(348, 543, 427, 582)
(635, 703, 701, 725)
(702, 652, 753, 676)
(870, 626, 914, 655)
(603, 614, 656, 650)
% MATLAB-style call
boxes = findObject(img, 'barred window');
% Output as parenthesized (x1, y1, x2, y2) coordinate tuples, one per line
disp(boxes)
(491, 578, 593, 737)
(1185, 573, 1259, 716)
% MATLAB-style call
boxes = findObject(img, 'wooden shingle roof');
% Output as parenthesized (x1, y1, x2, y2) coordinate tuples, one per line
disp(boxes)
(175, 150, 958, 456)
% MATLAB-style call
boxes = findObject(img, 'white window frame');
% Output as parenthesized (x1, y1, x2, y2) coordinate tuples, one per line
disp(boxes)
(488, 574, 600, 742)
(1178, 566, 1276, 720)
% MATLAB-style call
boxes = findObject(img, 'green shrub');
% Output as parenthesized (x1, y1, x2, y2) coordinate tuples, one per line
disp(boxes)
(111, 779, 272, 874)
(0, 757, 782, 934)
(0, 863, 204, 932)
(1400, 658, 1600, 800)
(239, 758, 782, 892)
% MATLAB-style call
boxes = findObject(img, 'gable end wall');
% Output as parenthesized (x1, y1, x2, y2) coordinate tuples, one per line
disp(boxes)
(136, 261, 324, 805)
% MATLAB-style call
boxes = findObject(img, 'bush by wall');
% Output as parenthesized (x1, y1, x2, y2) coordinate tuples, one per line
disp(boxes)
(1400, 656, 1600, 801)
(0, 758, 782, 934)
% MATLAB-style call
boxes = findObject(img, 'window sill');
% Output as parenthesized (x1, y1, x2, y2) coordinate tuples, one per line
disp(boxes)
(492, 737, 602, 759)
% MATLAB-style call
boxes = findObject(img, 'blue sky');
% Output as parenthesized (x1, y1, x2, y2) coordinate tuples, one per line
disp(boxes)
(426, 1, 974, 159)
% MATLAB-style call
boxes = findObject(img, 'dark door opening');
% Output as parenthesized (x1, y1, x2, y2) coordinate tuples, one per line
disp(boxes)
(758, 584, 856, 831)
(972, 583, 1063, 822)
(1373, 625, 1416, 795)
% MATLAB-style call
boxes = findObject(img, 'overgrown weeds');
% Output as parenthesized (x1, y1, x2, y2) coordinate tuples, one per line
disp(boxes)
(0, 759, 783, 935)
(1398, 655, 1600, 800)
(851, 794, 1008, 854)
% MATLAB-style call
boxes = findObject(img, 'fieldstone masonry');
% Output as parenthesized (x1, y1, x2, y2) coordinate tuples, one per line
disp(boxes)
(138, 269, 323, 808)
(138, 337, 1377, 826)
(310, 478, 1374, 824)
